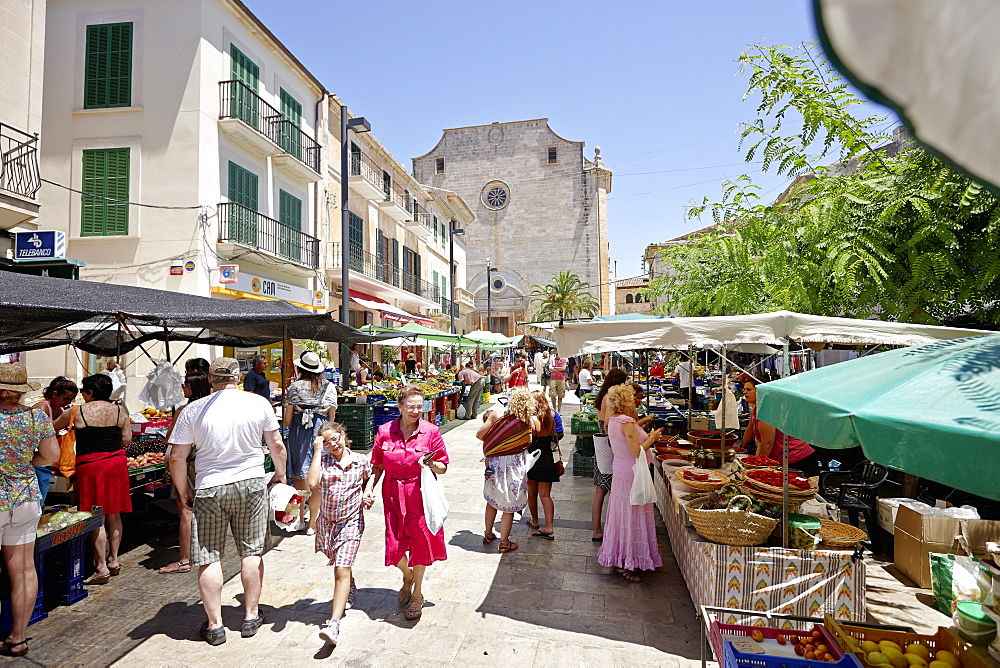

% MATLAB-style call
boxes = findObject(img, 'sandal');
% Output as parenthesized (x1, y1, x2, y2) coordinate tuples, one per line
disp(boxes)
(482, 532, 497, 544)
(525, 520, 540, 530)
(108, 564, 122, 576)
(397, 573, 414, 606)
(0, 639, 28, 657)
(84, 573, 110, 585)
(498, 540, 518, 553)
(158, 561, 191, 574)
(404, 596, 424, 621)
(615, 568, 643, 583)
(531, 530, 554, 540)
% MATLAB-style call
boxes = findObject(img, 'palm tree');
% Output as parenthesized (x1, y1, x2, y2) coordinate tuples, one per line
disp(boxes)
(530, 271, 600, 322)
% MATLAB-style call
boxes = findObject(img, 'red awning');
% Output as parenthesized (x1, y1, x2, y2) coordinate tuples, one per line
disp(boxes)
(348, 290, 434, 327)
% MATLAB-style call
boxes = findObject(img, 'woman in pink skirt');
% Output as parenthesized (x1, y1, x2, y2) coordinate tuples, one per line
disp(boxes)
(596, 383, 663, 582)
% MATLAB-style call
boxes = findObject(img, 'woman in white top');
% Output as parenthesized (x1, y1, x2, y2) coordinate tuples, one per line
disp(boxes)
(576, 359, 595, 399)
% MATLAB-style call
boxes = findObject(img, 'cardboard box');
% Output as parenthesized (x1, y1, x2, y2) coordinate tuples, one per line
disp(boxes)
(893, 505, 1000, 588)
(690, 417, 710, 430)
(877, 498, 924, 535)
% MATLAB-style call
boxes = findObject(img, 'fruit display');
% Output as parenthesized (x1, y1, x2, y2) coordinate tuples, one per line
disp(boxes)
(701, 484, 783, 519)
(127, 452, 165, 469)
(714, 622, 851, 666)
(747, 468, 812, 490)
(674, 467, 730, 491)
(36, 508, 93, 537)
(140, 408, 173, 418)
(825, 614, 989, 668)
(742, 454, 780, 468)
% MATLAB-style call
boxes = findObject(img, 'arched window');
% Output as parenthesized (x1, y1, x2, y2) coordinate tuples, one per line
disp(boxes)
(644, 294, 650, 303)
(625, 294, 634, 304)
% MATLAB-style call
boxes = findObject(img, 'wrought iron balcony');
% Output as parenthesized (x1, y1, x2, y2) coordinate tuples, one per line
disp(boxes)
(0, 123, 40, 200)
(218, 202, 319, 269)
(219, 81, 320, 173)
(330, 243, 437, 300)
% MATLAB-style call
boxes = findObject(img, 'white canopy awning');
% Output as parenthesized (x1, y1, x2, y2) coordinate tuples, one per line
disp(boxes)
(553, 310, 992, 356)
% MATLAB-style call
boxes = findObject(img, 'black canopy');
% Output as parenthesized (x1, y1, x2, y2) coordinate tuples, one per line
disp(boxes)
(0, 272, 390, 355)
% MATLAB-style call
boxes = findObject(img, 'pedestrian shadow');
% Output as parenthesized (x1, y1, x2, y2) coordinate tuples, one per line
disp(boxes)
(125, 600, 218, 643)
(448, 529, 496, 553)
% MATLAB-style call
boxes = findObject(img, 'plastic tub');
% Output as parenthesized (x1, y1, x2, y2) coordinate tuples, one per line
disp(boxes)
(953, 621, 997, 647)
(956, 602, 997, 634)
(788, 513, 821, 550)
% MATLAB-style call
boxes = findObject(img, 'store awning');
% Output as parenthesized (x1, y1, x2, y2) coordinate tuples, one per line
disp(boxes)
(348, 290, 434, 327)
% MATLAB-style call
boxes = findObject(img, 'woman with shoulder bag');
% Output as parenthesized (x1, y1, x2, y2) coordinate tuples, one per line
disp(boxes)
(525, 391, 560, 539)
(284, 352, 338, 535)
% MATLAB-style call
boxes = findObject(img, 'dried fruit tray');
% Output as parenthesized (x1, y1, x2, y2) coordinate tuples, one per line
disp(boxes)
(711, 620, 861, 667)
(823, 614, 994, 668)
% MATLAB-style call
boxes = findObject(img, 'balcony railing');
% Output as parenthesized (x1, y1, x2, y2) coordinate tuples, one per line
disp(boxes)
(218, 202, 319, 268)
(349, 146, 382, 184)
(331, 242, 437, 299)
(0, 123, 40, 199)
(383, 178, 411, 212)
(219, 81, 321, 172)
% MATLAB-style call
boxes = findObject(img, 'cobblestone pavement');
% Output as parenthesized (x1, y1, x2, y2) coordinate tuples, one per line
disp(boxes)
(2, 390, 701, 667)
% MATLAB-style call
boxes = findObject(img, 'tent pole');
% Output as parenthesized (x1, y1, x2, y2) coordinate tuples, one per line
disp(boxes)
(781, 340, 790, 548)
(720, 344, 727, 453)
(281, 325, 288, 418)
(163, 326, 171, 363)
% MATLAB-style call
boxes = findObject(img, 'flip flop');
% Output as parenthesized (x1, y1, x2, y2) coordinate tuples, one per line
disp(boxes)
(525, 520, 540, 530)
(158, 561, 191, 574)
(531, 530, 554, 540)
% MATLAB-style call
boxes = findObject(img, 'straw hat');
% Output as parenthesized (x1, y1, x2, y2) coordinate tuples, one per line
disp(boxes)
(293, 351, 323, 373)
(0, 364, 40, 394)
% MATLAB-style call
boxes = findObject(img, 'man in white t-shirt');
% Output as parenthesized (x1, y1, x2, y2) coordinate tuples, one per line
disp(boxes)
(168, 357, 287, 646)
(674, 359, 697, 406)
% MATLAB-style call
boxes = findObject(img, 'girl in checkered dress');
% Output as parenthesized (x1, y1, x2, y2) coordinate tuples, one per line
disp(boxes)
(306, 422, 373, 647)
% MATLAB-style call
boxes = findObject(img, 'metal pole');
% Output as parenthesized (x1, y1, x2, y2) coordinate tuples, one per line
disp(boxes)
(720, 344, 727, 454)
(281, 325, 289, 420)
(781, 340, 790, 548)
(339, 104, 351, 390)
(486, 260, 492, 333)
(449, 219, 456, 370)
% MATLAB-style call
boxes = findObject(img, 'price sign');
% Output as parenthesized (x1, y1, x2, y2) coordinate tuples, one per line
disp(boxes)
(724, 636, 765, 654)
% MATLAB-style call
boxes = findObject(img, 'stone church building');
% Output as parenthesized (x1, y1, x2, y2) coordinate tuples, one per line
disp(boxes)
(413, 119, 612, 335)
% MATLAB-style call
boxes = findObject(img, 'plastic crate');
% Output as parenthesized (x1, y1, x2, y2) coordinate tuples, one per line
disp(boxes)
(336, 404, 375, 418)
(575, 435, 595, 457)
(572, 451, 595, 478)
(43, 531, 91, 610)
(374, 403, 399, 415)
(824, 614, 995, 668)
(0, 550, 47, 636)
(712, 621, 861, 668)
(570, 416, 600, 435)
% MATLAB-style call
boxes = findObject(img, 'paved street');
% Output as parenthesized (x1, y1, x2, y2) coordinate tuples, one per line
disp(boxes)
(3, 394, 701, 667)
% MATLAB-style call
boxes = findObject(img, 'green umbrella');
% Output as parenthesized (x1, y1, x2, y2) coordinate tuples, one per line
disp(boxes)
(756, 334, 1000, 501)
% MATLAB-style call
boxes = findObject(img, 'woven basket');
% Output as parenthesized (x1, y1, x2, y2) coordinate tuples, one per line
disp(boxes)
(742, 469, 818, 497)
(674, 468, 730, 492)
(819, 519, 868, 547)
(687, 495, 779, 547)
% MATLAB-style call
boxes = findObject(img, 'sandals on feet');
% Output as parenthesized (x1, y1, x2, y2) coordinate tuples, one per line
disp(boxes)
(0, 639, 28, 657)
(158, 560, 191, 574)
(616, 568, 643, 583)
(404, 596, 424, 621)
(498, 540, 518, 553)
(525, 520, 540, 530)
(531, 530, 554, 540)
(397, 575, 414, 606)
(482, 532, 497, 544)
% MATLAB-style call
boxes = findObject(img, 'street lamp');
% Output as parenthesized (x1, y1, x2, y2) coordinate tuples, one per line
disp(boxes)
(485, 259, 499, 333)
(340, 105, 371, 389)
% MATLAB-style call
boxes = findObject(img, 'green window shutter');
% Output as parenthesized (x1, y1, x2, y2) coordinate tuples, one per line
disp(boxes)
(402, 245, 411, 276)
(392, 238, 400, 287)
(279, 89, 302, 125)
(382, 171, 391, 201)
(230, 45, 259, 89)
(348, 212, 364, 272)
(226, 161, 258, 246)
(279, 89, 303, 158)
(433, 270, 439, 300)
(81, 148, 130, 237)
(278, 190, 302, 262)
(230, 45, 259, 128)
(84, 23, 133, 109)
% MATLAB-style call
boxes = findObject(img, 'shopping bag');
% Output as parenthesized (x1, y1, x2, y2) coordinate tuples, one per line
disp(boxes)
(593, 434, 614, 476)
(268, 483, 305, 533)
(629, 453, 655, 506)
(137, 360, 185, 410)
(420, 460, 449, 534)
(57, 404, 78, 478)
(930, 553, 992, 614)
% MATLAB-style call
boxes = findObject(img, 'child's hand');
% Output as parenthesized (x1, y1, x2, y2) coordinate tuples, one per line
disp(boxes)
(313, 436, 323, 451)
(362, 493, 375, 509)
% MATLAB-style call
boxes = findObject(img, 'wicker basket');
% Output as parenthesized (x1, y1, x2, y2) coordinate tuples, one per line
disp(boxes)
(687, 494, 779, 546)
(819, 519, 868, 547)
(674, 468, 730, 492)
(741, 469, 818, 497)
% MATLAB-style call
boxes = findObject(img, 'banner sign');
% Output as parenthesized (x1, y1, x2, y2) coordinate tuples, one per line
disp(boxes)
(13, 231, 66, 260)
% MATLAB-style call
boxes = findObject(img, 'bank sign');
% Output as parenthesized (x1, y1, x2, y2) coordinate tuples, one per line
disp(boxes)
(222, 269, 313, 307)
(13, 231, 66, 260)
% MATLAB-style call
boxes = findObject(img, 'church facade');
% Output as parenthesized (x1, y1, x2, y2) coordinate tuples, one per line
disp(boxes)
(412, 119, 612, 335)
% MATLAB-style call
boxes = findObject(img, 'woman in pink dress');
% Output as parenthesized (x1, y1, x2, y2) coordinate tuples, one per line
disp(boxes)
(597, 383, 664, 582)
(367, 385, 448, 621)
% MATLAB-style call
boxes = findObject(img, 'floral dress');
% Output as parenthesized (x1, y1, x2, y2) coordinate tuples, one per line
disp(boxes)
(0, 406, 53, 512)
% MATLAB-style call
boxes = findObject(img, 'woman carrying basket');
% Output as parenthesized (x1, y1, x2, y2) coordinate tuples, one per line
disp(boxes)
(477, 388, 535, 553)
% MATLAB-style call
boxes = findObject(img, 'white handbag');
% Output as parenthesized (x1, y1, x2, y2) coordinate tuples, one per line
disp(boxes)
(593, 433, 614, 476)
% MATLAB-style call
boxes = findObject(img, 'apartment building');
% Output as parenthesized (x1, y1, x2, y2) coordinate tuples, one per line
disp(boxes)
(326, 103, 476, 337)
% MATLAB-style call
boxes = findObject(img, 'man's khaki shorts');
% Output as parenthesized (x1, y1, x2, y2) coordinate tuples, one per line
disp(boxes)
(548, 379, 566, 399)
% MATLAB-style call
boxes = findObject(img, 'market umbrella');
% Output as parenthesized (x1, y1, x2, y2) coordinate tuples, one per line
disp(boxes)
(755, 334, 1000, 501)
(814, 0, 1000, 193)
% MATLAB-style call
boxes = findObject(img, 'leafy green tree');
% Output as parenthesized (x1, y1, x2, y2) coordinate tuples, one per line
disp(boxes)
(530, 271, 600, 321)
(648, 43, 1000, 325)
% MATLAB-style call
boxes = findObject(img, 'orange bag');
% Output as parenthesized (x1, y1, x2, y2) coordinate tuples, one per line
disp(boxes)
(57, 404, 77, 478)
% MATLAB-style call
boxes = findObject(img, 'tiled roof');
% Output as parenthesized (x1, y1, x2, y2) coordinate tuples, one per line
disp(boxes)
(615, 277, 649, 288)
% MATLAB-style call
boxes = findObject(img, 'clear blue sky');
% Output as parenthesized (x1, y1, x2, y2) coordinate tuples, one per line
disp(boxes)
(245, 0, 820, 283)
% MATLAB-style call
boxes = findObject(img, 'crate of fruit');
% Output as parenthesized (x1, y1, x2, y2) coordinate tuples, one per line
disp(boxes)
(824, 614, 994, 668)
(711, 620, 862, 667)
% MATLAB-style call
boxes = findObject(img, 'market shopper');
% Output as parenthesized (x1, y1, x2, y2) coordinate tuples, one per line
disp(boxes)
(168, 357, 287, 645)
(284, 352, 338, 535)
(739, 378, 819, 476)
(597, 383, 664, 582)
(158, 371, 211, 575)
(242, 355, 271, 400)
(367, 385, 448, 622)
(507, 354, 529, 388)
(52, 374, 132, 585)
(526, 391, 559, 539)
(355, 360, 370, 386)
(591, 369, 629, 541)
(478, 388, 534, 553)
(458, 362, 486, 420)
(0, 364, 59, 658)
(577, 359, 595, 399)
(547, 354, 567, 412)
(307, 421, 374, 647)
(32, 377, 78, 501)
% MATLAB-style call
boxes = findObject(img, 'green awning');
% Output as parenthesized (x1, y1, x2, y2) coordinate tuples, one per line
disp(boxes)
(756, 334, 1000, 501)
(0, 257, 86, 279)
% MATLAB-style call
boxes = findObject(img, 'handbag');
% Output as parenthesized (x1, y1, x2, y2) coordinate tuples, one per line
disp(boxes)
(554, 443, 565, 477)
(57, 404, 78, 478)
(593, 433, 614, 475)
(629, 449, 656, 505)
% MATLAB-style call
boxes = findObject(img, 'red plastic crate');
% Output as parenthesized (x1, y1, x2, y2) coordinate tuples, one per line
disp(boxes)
(711, 621, 862, 668)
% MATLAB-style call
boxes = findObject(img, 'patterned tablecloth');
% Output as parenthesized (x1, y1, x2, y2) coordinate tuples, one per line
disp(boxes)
(654, 462, 866, 624)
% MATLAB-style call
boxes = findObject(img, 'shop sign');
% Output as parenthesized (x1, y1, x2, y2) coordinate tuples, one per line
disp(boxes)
(312, 289, 328, 308)
(222, 270, 312, 305)
(184, 261, 196, 272)
(219, 265, 239, 284)
(13, 231, 66, 260)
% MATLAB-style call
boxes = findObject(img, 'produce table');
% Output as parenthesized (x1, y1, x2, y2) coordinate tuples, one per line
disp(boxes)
(653, 460, 866, 622)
